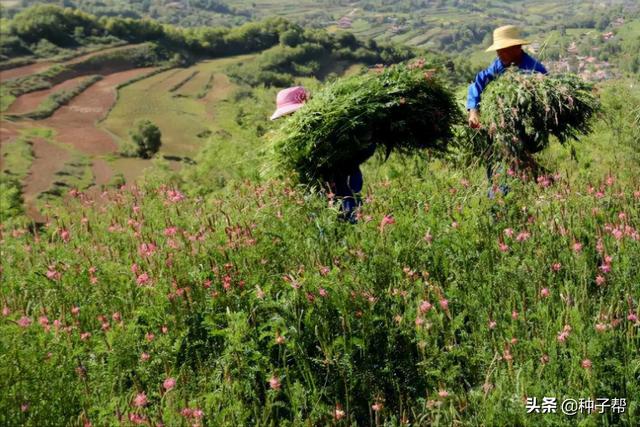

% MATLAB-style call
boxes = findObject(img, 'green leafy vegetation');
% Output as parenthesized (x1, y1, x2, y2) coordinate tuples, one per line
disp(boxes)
(455, 70, 600, 166)
(0, 3, 639, 426)
(273, 61, 461, 185)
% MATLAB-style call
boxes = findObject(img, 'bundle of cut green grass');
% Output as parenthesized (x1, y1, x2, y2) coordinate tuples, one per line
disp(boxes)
(453, 69, 599, 165)
(272, 62, 461, 185)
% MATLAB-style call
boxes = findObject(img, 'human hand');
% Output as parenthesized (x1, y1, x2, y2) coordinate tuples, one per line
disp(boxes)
(468, 109, 481, 129)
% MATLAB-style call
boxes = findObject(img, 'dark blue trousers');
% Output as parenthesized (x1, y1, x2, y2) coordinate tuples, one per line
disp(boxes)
(486, 160, 510, 199)
(334, 166, 363, 223)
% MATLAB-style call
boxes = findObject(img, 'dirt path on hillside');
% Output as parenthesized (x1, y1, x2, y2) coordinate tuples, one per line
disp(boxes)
(22, 138, 72, 222)
(5, 76, 89, 115)
(0, 121, 22, 145)
(38, 67, 155, 155)
(0, 62, 53, 82)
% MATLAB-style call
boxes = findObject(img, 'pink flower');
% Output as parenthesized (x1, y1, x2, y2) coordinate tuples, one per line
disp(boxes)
(192, 409, 203, 419)
(128, 413, 146, 425)
(628, 312, 638, 323)
(71, 306, 80, 316)
(540, 288, 550, 298)
(133, 392, 147, 407)
(21, 403, 29, 412)
(612, 228, 623, 240)
(581, 359, 592, 370)
(318, 288, 328, 298)
(333, 405, 346, 420)
(372, 402, 383, 412)
(379, 215, 395, 232)
(515, 231, 530, 242)
(451, 221, 459, 229)
(319, 266, 330, 276)
(503, 228, 514, 238)
(498, 242, 509, 253)
(166, 189, 185, 203)
(439, 299, 449, 310)
(595, 323, 608, 332)
(438, 390, 449, 398)
(161, 325, 168, 334)
(181, 408, 193, 418)
(572, 242, 583, 253)
(145, 332, 154, 342)
(557, 324, 571, 343)
(595, 275, 606, 286)
(46, 266, 61, 281)
(415, 316, 424, 327)
(2, 306, 10, 317)
(164, 226, 178, 236)
(419, 300, 433, 314)
(138, 242, 157, 258)
(80, 332, 91, 341)
(17, 316, 31, 328)
(140, 352, 150, 362)
(511, 310, 519, 320)
(112, 312, 121, 322)
(59, 229, 71, 243)
(163, 377, 176, 391)
(136, 272, 150, 286)
(488, 320, 497, 329)
(551, 263, 562, 272)
(268, 375, 281, 390)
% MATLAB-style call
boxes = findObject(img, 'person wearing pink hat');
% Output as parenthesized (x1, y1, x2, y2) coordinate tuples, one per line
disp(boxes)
(270, 86, 309, 120)
(271, 86, 376, 224)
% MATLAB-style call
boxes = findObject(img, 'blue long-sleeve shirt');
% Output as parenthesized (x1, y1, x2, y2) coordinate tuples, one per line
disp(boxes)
(467, 52, 548, 110)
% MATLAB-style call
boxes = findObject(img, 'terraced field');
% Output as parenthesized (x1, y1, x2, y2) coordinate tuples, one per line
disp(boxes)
(99, 54, 256, 159)
(1, 52, 261, 221)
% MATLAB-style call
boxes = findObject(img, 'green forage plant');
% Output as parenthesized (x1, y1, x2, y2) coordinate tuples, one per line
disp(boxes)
(454, 69, 600, 166)
(271, 61, 462, 185)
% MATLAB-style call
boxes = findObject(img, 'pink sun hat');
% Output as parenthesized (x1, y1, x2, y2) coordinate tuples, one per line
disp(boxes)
(270, 86, 309, 120)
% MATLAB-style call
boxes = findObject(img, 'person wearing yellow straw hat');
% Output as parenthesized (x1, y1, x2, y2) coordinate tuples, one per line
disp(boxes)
(467, 25, 547, 200)
(467, 25, 547, 128)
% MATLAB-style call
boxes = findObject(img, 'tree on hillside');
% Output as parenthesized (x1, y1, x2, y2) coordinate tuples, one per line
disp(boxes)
(280, 28, 303, 47)
(11, 4, 98, 45)
(130, 119, 162, 159)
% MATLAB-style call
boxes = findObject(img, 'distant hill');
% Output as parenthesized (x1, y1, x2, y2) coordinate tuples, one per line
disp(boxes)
(1, 0, 252, 26)
(2, 1, 638, 72)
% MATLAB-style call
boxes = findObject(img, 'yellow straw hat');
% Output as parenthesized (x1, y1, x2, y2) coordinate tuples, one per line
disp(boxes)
(485, 25, 530, 52)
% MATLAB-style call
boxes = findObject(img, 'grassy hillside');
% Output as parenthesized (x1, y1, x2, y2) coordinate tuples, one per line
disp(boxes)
(1, 98, 639, 424)
(1, 3, 639, 426)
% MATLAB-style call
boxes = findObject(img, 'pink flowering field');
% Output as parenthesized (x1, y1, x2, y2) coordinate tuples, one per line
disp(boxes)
(1, 87, 639, 426)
